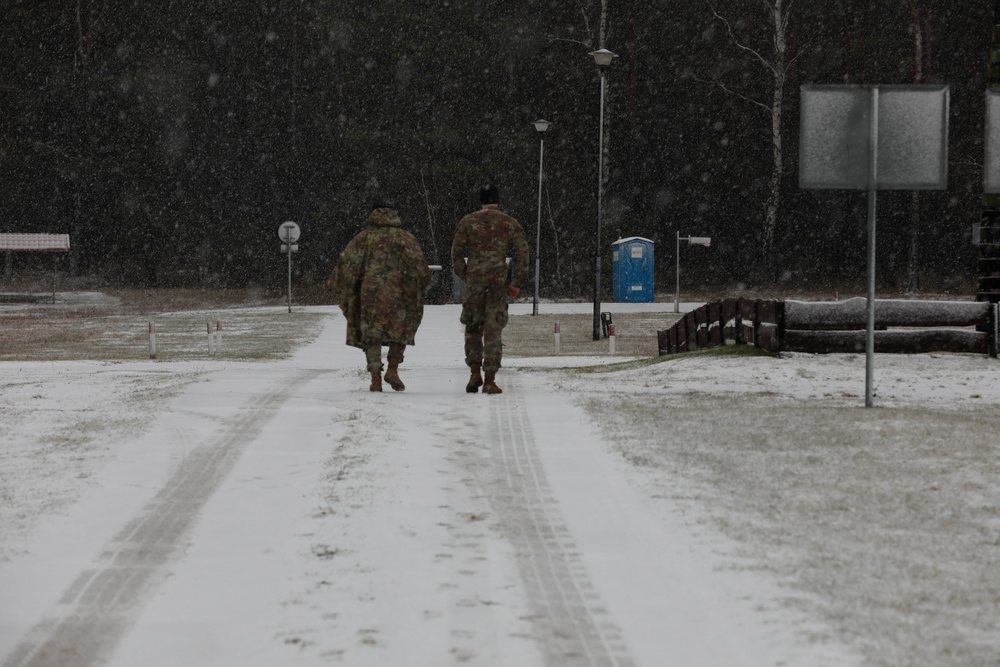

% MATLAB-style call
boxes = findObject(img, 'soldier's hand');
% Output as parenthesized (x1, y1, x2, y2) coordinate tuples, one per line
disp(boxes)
(506, 285, 520, 299)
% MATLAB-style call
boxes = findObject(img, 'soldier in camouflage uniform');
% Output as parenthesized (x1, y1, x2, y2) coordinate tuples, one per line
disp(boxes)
(451, 184, 529, 394)
(328, 201, 432, 392)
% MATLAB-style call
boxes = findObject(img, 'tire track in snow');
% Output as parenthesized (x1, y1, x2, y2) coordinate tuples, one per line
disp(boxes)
(2, 369, 326, 667)
(485, 377, 636, 667)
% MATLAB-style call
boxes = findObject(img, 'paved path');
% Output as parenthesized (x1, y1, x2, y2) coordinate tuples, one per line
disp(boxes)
(3, 370, 328, 667)
(1, 306, 856, 666)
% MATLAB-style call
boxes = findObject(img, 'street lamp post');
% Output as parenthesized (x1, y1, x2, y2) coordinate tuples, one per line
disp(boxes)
(532, 119, 551, 316)
(589, 48, 616, 340)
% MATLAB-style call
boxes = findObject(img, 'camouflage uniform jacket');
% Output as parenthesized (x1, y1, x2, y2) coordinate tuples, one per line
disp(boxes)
(450, 207, 529, 289)
(328, 208, 432, 349)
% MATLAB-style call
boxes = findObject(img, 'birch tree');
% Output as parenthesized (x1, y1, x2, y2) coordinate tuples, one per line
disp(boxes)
(905, 0, 930, 292)
(705, 0, 797, 264)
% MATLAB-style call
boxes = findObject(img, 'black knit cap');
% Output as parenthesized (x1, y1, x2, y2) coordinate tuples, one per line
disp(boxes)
(479, 183, 499, 205)
(371, 198, 394, 211)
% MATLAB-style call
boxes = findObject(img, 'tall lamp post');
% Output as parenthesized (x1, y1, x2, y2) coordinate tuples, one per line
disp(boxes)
(589, 48, 617, 340)
(532, 119, 551, 316)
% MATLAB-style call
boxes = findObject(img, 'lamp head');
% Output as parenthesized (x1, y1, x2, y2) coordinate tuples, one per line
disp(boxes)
(532, 119, 552, 133)
(589, 48, 618, 67)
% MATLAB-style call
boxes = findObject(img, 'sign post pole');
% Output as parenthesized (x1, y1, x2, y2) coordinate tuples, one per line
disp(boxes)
(278, 221, 301, 314)
(675, 234, 711, 314)
(286, 227, 292, 313)
(799, 84, 949, 408)
(865, 87, 879, 408)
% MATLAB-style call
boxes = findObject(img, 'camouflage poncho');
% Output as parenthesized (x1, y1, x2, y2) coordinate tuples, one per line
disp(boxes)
(328, 208, 432, 349)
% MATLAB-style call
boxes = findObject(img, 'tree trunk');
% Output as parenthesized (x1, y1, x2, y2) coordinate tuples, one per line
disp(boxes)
(904, 0, 926, 293)
(706, 0, 793, 278)
(762, 0, 787, 262)
(544, 182, 563, 288)
(418, 166, 441, 265)
(784, 329, 989, 355)
(784, 297, 990, 329)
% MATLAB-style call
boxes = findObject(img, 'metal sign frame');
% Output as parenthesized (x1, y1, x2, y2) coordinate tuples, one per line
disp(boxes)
(799, 84, 949, 191)
(799, 84, 950, 408)
(984, 90, 1000, 193)
(278, 221, 301, 313)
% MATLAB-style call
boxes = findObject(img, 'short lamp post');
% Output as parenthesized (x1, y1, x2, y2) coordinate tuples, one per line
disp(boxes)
(675, 232, 711, 313)
(532, 119, 551, 316)
(589, 47, 617, 340)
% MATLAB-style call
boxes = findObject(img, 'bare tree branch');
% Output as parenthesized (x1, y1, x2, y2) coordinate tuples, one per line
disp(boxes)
(548, 37, 591, 48)
(577, 0, 593, 45)
(689, 73, 771, 114)
(599, 0, 609, 48)
(705, 0, 778, 77)
(418, 166, 440, 265)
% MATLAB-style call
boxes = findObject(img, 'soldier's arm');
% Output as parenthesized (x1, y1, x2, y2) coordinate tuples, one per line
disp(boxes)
(450, 218, 468, 280)
(510, 220, 530, 288)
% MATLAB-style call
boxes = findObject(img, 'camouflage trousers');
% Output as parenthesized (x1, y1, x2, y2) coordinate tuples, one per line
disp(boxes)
(460, 285, 509, 372)
(364, 340, 406, 373)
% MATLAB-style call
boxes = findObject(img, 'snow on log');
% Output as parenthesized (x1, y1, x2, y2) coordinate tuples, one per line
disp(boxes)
(784, 298, 989, 330)
(784, 329, 989, 355)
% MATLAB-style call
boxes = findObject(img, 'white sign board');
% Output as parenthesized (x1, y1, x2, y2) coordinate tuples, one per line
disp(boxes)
(799, 84, 949, 190)
(985, 91, 1000, 193)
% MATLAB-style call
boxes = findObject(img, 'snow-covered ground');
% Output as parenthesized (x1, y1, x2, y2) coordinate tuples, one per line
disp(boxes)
(1, 302, 998, 666)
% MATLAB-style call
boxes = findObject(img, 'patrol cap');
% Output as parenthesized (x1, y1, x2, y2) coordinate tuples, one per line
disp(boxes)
(479, 184, 500, 205)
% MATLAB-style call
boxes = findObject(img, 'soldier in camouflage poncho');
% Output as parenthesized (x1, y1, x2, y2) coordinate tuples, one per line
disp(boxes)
(451, 184, 529, 395)
(328, 203, 432, 392)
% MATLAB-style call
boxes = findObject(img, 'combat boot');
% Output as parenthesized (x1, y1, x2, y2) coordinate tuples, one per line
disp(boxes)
(384, 362, 405, 391)
(482, 370, 502, 395)
(466, 365, 483, 393)
(369, 369, 383, 392)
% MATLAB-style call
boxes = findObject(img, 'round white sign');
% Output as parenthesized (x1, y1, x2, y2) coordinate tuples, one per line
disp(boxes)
(278, 221, 301, 243)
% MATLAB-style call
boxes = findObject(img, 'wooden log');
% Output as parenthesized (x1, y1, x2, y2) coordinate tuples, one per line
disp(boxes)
(657, 328, 670, 355)
(783, 329, 989, 355)
(738, 298, 756, 345)
(721, 298, 738, 344)
(676, 315, 688, 352)
(695, 305, 709, 349)
(707, 302, 722, 347)
(785, 298, 989, 330)
(758, 323, 780, 353)
(757, 299, 777, 324)
(989, 303, 999, 359)
(684, 312, 698, 350)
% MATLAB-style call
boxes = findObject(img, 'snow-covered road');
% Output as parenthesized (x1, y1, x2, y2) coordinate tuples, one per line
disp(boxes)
(1, 305, 860, 666)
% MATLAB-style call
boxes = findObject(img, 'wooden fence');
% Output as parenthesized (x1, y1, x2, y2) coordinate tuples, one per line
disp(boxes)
(658, 297, 999, 359)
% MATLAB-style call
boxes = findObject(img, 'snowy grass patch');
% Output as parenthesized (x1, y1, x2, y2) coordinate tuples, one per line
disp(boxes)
(504, 311, 678, 358)
(569, 369, 1000, 667)
(0, 298, 326, 361)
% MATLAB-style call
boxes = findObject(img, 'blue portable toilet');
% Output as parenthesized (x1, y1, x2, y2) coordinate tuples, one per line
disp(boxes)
(612, 237, 654, 302)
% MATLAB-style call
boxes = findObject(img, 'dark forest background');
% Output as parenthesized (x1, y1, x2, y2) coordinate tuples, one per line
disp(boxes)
(0, 1, 994, 298)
